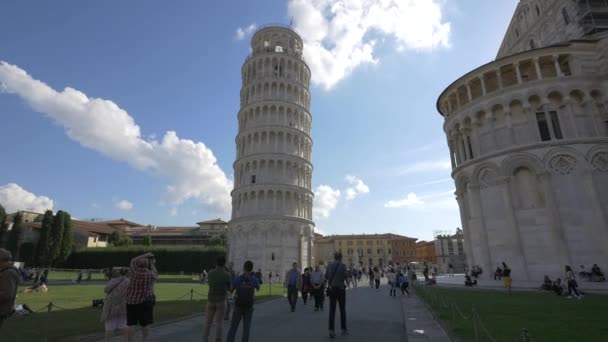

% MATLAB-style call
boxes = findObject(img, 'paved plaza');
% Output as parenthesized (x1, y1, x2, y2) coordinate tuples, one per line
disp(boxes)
(105, 283, 449, 342)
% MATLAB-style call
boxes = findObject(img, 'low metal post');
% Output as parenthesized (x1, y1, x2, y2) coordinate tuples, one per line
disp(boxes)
(190, 288, 194, 301)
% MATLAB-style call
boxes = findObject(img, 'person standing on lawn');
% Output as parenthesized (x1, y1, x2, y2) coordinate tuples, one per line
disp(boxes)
(102, 268, 130, 342)
(226, 260, 260, 342)
(284, 262, 302, 312)
(125, 252, 158, 342)
(203, 256, 231, 342)
(0, 249, 19, 330)
(565, 265, 583, 299)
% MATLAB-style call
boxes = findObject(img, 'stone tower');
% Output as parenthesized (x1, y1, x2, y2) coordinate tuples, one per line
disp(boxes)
(227, 25, 315, 277)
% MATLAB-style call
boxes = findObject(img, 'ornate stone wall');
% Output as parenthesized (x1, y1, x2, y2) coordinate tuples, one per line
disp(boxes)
(228, 25, 315, 276)
(437, 35, 608, 281)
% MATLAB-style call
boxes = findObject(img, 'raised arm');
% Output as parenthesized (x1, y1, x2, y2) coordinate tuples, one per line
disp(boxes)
(130, 252, 154, 271)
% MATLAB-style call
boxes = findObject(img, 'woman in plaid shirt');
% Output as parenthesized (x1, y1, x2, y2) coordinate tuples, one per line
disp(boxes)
(125, 252, 158, 342)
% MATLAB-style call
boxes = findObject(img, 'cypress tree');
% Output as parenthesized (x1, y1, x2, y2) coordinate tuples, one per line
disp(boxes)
(7, 213, 23, 259)
(49, 210, 66, 265)
(36, 210, 54, 266)
(58, 212, 73, 263)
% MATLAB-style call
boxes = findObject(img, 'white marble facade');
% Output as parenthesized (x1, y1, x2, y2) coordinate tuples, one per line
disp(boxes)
(436, 1, 608, 281)
(228, 25, 315, 276)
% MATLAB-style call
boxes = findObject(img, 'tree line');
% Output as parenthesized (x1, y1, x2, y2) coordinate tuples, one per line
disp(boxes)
(0, 204, 73, 267)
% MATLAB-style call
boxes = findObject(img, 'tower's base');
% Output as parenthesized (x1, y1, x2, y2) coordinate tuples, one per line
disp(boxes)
(227, 217, 314, 281)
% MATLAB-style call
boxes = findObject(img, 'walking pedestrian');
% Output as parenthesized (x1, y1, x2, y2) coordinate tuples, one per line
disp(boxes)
(502, 262, 512, 296)
(565, 265, 583, 299)
(301, 268, 312, 305)
(399, 272, 410, 296)
(203, 256, 231, 342)
(326, 252, 348, 338)
(373, 267, 381, 289)
(448, 263, 454, 277)
(226, 260, 260, 342)
(102, 268, 129, 342)
(311, 264, 325, 312)
(224, 262, 236, 321)
(368, 268, 374, 288)
(125, 253, 158, 342)
(284, 262, 302, 312)
(387, 268, 397, 297)
(0, 249, 19, 330)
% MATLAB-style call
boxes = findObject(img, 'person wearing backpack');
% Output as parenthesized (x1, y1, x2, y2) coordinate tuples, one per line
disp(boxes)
(325, 251, 348, 338)
(0, 248, 19, 330)
(227, 260, 260, 342)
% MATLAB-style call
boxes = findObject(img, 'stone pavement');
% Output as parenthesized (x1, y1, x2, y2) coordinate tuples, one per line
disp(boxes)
(105, 282, 450, 342)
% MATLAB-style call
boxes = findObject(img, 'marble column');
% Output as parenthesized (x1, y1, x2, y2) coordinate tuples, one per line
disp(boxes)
(534, 58, 543, 80)
(456, 192, 476, 269)
(468, 183, 493, 279)
(553, 55, 563, 77)
(515, 63, 523, 84)
(583, 169, 608, 260)
(539, 172, 571, 267)
(480, 76, 487, 95)
(498, 177, 530, 280)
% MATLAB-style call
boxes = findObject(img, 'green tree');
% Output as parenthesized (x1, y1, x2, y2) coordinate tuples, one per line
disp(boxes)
(19, 242, 36, 266)
(48, 210, 66, 265)
(208, 234, 224, 246)
(142, 235, 152, 246)
(7, 213, 23, 259)
(35, 210, 54, 266)
(109, 231, 133, 247)
(58, 212, 73, 263)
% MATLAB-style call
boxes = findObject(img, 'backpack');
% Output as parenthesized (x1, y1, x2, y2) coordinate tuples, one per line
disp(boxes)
(235, 275, 255, 308)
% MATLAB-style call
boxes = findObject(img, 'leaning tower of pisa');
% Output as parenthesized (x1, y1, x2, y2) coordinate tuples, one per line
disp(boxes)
(227, 25, 315, 276)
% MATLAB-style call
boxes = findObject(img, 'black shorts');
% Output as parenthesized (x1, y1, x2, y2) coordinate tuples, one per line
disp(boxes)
(127, 302, 154, 327)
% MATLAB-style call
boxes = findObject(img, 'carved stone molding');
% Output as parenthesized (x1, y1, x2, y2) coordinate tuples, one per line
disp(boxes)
(549, 154, 577, 175)
(590, 152, 608, 172)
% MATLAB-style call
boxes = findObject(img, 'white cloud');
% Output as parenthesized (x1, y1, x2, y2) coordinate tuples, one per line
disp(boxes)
(0, 61, 233, 214)
(397, 159, 452, 175)
(384, 190, 456, 210)
(236, 23, 257, 40)
(384, 192, 423, 208)
(313, 185, 341, 219)
(0, 183, 54, 213)
(114, 200, 133, 211)
(288, 0, 451, 89)
(344, 174, 369, 200)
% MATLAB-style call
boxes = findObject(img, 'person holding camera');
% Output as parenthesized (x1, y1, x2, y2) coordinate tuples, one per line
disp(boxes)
(125, 253, 158, 342)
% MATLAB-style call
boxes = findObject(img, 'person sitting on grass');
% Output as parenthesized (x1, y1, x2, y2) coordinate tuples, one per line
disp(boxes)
(494, 266, 503, 280)
(552, 278, 565, 296)
(464, 274, 477, 287)
(541, 275, 553, 291)
(591, 264, 605, 282)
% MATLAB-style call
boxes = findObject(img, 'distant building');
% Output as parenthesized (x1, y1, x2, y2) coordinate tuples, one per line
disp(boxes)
(314, 233, 417, 267)
(117, 218, 227, 245)
(435, 228, 466, 272)
(4, 211, 227, 250)
(415, 241, 437, 264)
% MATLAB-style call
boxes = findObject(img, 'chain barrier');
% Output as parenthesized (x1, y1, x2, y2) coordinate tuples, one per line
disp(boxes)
(412, 283, 527, 342)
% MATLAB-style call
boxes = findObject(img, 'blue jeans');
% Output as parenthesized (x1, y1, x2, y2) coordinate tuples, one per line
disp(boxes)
(226, 306, 254, 342)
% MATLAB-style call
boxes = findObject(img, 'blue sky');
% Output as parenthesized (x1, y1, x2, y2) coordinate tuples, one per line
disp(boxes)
(0, 0, 517, 240)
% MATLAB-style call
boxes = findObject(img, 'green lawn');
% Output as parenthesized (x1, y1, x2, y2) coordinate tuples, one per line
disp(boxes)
(3, 283, 283, 342)
(413, 284, 608, 342)
(46, 271, 203, 283)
